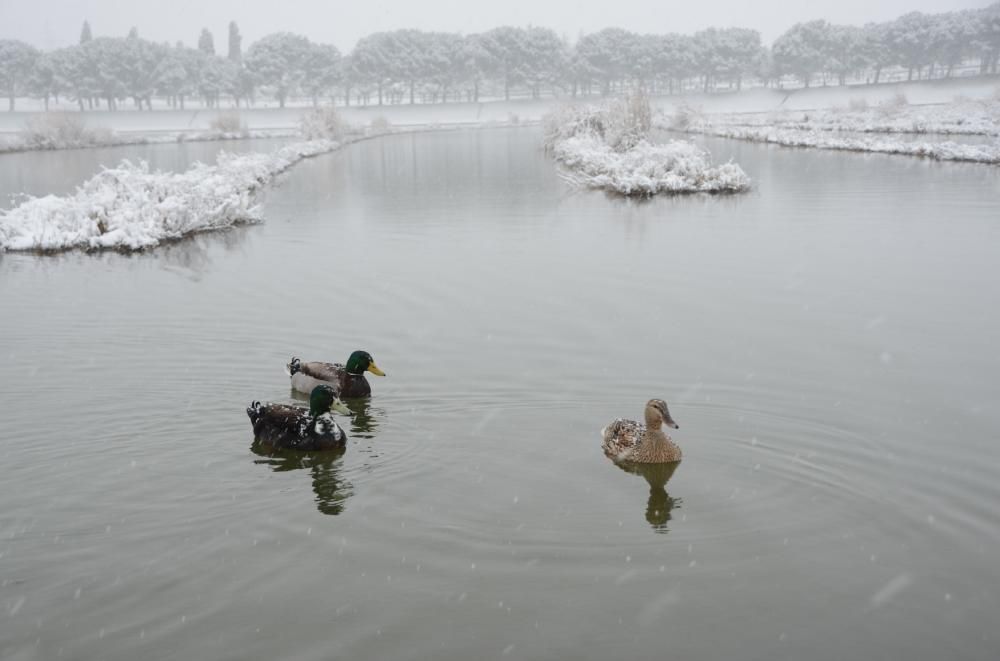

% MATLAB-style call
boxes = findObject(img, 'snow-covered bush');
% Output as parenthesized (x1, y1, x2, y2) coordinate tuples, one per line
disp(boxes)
(209, 111, 247, 134)
(543, 97, 750, 196)
(847, 97, 869, 112)
(370, 116, 391, 133)
(668, 102, 704, 131)
(0, 139, 343, 252)
(612, 88, 652, 150)
(19, 113, 113, 150)
(877, 92, 909, 117)
(299, 106, 345, 140)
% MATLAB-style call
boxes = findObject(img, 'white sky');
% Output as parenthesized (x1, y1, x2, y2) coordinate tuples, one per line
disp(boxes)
(0, 0, 990, 51)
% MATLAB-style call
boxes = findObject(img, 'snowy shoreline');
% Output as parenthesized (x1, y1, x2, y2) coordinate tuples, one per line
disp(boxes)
(0, 138, 347, 253)
(545, 101, 750, 196)
(0, 123, 523, 254)
(0, 128, 299, 155)
(674, 125, 1000, 164)
(663, 98, 1000, 165)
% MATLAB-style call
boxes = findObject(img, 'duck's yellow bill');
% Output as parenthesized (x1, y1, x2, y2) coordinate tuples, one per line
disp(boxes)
(332, 399, 351, 415)
(367, 362, 386, 376)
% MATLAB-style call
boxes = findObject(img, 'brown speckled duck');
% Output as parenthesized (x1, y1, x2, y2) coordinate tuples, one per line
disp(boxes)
(601, 399, 681, 463)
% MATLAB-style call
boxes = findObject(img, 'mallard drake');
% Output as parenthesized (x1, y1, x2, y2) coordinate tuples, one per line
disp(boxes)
(601, 399, 681, 463)
(287, 350, 385, 398)
(247, 385, 351, 451)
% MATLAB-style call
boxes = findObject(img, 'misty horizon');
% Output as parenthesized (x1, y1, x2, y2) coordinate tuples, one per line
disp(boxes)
(1, 0, 991, 51)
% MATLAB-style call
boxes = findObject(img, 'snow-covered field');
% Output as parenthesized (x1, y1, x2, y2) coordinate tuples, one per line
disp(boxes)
(0, 139, 342, 252)
(0, 101, 551, 139)
(544, 101, 750, 196)
(662, 96, 1000, 165)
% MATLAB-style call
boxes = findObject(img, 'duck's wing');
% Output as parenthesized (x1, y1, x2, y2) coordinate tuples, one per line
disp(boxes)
(248, 403, 310, 443)
(601, 418, 645, 460)
(298, 361, 345, 383)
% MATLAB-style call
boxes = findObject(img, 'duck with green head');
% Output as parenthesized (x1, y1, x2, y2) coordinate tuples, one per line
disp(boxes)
(287, 350, 386, 398)
(247, 385, 351, 451)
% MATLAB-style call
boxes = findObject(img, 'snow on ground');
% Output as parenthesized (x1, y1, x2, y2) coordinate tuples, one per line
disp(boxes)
(651, 76, 1000, 115)
(0, 139, 340, 252)
(3, 75, 995, 131)
(661, 97, 1000, 165)
(0, 128, 299, 154)
(544, 101, 750, 196)
(679, 126, 1000, 164)
(0, 101, 553, 138)
(675, 98, 1000, 136)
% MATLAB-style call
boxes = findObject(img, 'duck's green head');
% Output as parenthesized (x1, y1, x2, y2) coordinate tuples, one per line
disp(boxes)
(310, 385, 351, 417)
(345, 350, 386, 377)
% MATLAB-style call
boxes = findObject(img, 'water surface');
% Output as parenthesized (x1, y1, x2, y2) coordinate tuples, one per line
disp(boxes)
(1, 127, 998, 660)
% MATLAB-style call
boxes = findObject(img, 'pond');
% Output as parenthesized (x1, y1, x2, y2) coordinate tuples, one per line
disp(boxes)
(1, 127, 998, 660)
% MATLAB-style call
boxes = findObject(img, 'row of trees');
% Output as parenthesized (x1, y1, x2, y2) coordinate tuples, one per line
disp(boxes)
(1, 4, 999, 112)
(773, 8, 1000, 87)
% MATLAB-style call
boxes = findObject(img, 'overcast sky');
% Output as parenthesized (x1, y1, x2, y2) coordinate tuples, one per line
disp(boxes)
(0, 0, 990, 50)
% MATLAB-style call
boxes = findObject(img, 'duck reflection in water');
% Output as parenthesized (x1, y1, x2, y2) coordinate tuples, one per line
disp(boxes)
(251, 441, 354, 516)
(344, 398, 382, 438)
(611, 460, 682, 533)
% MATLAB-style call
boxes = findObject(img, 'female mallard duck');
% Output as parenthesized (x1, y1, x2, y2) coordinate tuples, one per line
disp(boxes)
(601, 399, 682, 463)
(287, 350, 385, 398)
(247, 385, 351, 451)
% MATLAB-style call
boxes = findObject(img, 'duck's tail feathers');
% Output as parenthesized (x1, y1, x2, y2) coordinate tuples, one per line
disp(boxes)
(247, 401, 264, 424)
(286, 357, 301, 376)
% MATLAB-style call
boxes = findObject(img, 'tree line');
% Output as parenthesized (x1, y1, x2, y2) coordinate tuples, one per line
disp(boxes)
(0, 4, 998, 112)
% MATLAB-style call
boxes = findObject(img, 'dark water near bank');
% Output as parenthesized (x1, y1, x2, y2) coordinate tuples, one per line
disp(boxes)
(1, 128, 999, 660)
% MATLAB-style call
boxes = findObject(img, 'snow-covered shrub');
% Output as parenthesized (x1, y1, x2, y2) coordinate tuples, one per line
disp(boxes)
(546, 90, 652, 151)
(543, 97, 750, 196)
(600, 89, 652, 151)
(19, 113, 112, 150)
(508, 112, 521, 125)
(552, 134, 751, 195)
(669, 102, 704, 131)
(370, 116, 391, 133)
(299, 106, 345, 140)
(0, 139, 343, 252)
(877, 92, 909, 117)
(209, 111, 246, 134)
(847, 97, 869, 112)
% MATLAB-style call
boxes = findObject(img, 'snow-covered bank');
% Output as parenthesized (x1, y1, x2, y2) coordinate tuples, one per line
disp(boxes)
(0, 127, 298, 155)
(677, 98, 1000, 136)
(0, 101, 554, 140)
(664, 97, 1000, 165)
(0, 139, 341, 252)
(653, 77, 1000, 116)
(683, 126, 1000, 164)
(545, 100, 750, 196)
